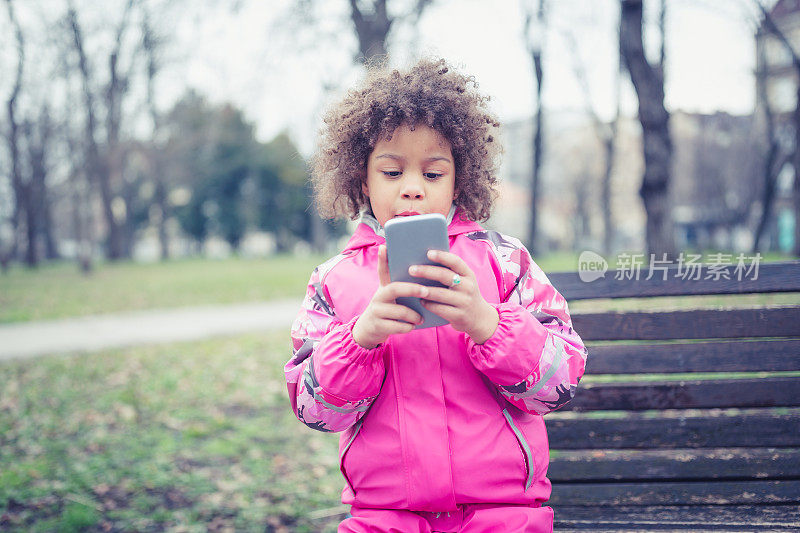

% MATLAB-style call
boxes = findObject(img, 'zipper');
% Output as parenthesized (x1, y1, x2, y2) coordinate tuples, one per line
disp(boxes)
(502, 408, 535, 491)
(339, 419, 363, 495)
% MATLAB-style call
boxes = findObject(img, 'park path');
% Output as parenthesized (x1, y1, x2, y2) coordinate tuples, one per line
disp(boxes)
(0, 299, 302, 361)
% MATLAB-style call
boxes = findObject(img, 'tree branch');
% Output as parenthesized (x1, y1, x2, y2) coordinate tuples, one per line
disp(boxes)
(757, 1, 800, 70)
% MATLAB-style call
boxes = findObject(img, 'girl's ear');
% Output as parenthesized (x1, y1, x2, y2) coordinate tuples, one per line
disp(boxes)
(362, 182, 369, 198)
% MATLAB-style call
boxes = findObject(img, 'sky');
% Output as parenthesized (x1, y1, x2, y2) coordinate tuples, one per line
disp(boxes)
(0, 0, 765, 154)
(161, 0, 762, 155)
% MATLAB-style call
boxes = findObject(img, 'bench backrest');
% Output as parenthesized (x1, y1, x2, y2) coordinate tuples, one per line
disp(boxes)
(544, 260, 800, 529)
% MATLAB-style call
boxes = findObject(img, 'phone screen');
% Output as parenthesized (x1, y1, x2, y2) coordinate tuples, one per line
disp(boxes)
(384, 213, 450, 329)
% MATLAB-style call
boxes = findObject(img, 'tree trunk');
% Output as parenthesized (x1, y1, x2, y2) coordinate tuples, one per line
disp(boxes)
(349, 0, 392, 62)
(105, 37, 133, 259)
(69, 7, 123, 261)
(753, 30, 782, 253)
(69, 4, 136, 261)
(619, 0, 675, 257)
(156, 181, 170, 260)
(528, 49, 544, 255)
(4, 0, 24, 266)
(310, 201, 329, 253)
(563, 24, 619, 255)
(794, 84, 800, 256)
(25, 123, 47, 268)
(75, 184, 93, 274)
(601, 127, 616, 254)
(31, 106, 59, 261)
(41, 188, 59, 261)
(143, 11, 170, 260)
(22, 174, 37, 267)
(602, 48, 622, 256)
(574, 180, 590, 247)
(69, 163, 93, 274)
(524, 0, 547, 255)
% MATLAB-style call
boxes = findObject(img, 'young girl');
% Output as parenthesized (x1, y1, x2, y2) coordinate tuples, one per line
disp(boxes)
(285, 58, 587, 533)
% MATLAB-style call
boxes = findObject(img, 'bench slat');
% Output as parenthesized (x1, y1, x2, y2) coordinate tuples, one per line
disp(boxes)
(572, 306, 800, 341)
(586, 339, 800, 373)
(545, 262, 800, 529)
(547, 447, 800, 482)
(549, 261, 800, 300)
(552, 505, 800, 531)
(563, 376, 800, 411)
(548, 479, 800, 506)
(546, 409, 800, 449)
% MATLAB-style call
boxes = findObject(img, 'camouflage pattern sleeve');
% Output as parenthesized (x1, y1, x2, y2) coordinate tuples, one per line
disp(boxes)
(466, 232, 588, 415)
(285, 257, 386, 433)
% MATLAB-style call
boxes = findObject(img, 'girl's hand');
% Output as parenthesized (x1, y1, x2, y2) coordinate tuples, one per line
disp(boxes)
(352, 245, 429, 349)
(412, 250, 499, 344)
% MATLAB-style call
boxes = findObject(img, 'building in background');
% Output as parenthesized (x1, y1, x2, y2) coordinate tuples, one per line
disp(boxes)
(493, 109, 762, 257)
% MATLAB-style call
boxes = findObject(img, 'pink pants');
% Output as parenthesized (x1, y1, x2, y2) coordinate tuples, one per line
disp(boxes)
(339, 503, 553, 533)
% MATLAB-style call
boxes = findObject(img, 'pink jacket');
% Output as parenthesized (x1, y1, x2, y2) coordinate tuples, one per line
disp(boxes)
(285, 211, 587, 512)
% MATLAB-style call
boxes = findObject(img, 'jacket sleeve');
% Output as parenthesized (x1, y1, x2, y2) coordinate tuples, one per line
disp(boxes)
(465, 236, 587, 415)
(284, 261, 387, 433)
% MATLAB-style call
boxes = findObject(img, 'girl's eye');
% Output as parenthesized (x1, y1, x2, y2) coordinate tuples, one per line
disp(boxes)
(424, 173, 443, 180)
(383, 171, 401, 177)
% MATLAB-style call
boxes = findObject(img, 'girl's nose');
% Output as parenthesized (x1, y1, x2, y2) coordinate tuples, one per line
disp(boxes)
(401, 175, 424, 199)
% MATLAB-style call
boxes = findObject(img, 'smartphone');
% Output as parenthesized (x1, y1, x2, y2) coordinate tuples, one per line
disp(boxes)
(384, 213, 450, 329)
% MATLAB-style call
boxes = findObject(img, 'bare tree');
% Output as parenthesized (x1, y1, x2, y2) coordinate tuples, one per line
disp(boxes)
(3, 0, 64, 268)
(563, 25, 622, 255)
(68, 4, 113, 258)
(619, 0, 675, 257)
(522, 0, 547, 255)
(105, 0, 137, 258)
(753, 17, 790, 252)
(141, 6, 170, 260)
(3, 0, 25, 268)
(67, 0, 141, 260)
(277, 0, 438, 252)
(349, 0, 391, 61)
(25, 106, 58, 262)
(347, 0, 434, 63)
(755, 1, 800, 256)
(65, 116, 94, 273)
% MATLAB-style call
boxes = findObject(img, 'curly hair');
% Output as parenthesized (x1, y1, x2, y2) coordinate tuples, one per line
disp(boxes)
(311, 57, 502, 222)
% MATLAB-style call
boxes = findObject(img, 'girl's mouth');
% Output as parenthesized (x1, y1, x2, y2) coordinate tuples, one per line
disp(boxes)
(396, 211, 421, 217)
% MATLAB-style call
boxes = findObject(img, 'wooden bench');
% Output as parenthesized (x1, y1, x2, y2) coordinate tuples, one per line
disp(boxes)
(545, 259, 800, 531)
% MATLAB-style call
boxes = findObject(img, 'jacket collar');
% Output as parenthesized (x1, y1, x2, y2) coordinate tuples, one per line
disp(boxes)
(344, 206, 483, 252)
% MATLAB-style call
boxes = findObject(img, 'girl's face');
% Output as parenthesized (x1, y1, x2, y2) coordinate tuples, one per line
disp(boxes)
(363, 124, 456, 227)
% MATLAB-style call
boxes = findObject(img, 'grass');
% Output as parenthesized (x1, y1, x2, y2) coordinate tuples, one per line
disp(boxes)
(3, 333, 796, 531)
(3, 250, 796, 325)
(0, 330, 344, 532)
(0, 255, 327, 324)
(2, 247, 798, 530)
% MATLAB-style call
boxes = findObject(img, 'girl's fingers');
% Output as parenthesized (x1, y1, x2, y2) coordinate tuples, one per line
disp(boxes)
(420, 299, 458, 321)
(409, 264, 469, 288)
(371, 316, 416, 336)
(420, 286, 463, 305)
(426, 250, 471, 276)
(379, 282, 429, 301)
(373, 302, 424, 325)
